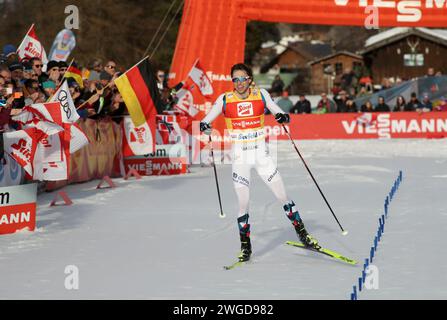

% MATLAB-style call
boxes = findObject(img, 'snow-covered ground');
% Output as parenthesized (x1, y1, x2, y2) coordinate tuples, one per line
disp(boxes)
(0, 139, 446, 299)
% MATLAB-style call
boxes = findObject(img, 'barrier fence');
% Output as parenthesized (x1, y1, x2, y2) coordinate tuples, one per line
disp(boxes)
(43, 118, 123, 191)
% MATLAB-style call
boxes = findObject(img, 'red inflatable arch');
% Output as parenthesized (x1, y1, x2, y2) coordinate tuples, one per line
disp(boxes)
(169, 0, 447, 97)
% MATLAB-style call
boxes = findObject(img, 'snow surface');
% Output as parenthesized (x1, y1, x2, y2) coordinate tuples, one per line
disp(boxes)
(0, 139, 446, 299)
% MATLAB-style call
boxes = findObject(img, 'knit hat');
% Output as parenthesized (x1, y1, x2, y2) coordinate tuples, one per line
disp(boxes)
(42, 80, 56, 89)
(47, 60, 59, 71)
(58, 61, 68, 68)
(3, 44, 16, 57)
(23, 61, 33, 72)
(8, 62, 23, 72)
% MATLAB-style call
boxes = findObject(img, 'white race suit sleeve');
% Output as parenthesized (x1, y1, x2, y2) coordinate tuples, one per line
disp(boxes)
(260, 88, 285, 115)
(201, 93, 225, 124)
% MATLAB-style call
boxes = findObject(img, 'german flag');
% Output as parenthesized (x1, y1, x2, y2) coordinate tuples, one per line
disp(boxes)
(64, 65, 84, 88)
(114, 58, 161, 153)
(114, 58, 161, 126)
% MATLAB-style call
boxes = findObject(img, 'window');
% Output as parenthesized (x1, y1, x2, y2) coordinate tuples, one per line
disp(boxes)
(322, 63, 332, 74)
(335, 63, 343, 75)
(404, 54, 424, 67)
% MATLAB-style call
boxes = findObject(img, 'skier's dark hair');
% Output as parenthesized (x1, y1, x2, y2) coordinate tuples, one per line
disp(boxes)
(231, 63, 253, 79)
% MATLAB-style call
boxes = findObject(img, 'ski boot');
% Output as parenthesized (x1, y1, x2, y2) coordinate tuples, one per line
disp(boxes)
(284, 201, 321, 250)
(238, 233, 252, 262)
(237, 213, 252, 262)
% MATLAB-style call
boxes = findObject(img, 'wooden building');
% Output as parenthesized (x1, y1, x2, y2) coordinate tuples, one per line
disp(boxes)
(309, 51, 364, 95)
(260, 41, 332, 94)
(362, 28, 447, 83)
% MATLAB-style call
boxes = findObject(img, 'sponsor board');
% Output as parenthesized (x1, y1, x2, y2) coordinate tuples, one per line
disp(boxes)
(123, 144, 187, 176)
(262, 113, 447, 140)
(0, 183, 37, 235)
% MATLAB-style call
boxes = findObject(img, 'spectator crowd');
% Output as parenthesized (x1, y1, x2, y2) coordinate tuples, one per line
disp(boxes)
(270, 64, 447, 115)
(1, 39, 447, 136)
(275, 89, 445, 115)
(0, 44, 173, 133)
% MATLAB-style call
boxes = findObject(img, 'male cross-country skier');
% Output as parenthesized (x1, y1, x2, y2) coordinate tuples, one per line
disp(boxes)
(199, 63, 319, 263)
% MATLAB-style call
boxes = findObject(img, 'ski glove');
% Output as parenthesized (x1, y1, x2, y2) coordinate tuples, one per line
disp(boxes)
(200, 122, 212, 135)
(275, 113, 290, 124)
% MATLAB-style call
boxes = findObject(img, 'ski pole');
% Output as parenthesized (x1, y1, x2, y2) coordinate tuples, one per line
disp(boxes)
(208, 135, 226, 219)
(281, 124, 348, 235)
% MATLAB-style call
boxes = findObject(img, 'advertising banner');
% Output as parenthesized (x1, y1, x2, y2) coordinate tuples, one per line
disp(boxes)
(263, 112, 447, 140)
(0, 183, 37, 235)
(124, 144, 187, 176)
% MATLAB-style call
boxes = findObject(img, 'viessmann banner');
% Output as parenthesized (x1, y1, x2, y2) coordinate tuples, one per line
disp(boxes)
(124, 144, 188, 176)
(263, 112, 447, 140)
(0, 183, 37, 235)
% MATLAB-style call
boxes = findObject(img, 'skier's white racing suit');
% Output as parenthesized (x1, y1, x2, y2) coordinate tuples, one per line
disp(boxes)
(202, 87, 294, 230)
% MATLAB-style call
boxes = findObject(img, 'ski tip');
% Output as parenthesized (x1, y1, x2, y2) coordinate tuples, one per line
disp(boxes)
(342, 230, 349, 236)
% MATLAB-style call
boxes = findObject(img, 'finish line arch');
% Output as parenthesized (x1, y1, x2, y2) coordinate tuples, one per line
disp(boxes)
(169, 0, 447, 97)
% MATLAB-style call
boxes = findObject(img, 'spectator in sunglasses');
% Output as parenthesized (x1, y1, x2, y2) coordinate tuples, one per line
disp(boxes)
(58, 61, 68, 77)
(104, 61, 117, 76)
(30, 57, 43, 73)
(46, 60, 61, 86)
(22, 62, 34, 80)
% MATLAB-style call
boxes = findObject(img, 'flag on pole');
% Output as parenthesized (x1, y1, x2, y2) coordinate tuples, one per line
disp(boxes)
(16, 24, 48, 65)
(121, 116, 155, 157)
(49, 80, 80, 123)
(64, 64, 84, 88)
(2, 122, 62, 177)
(174, 81, 200, 118)
(188, 59, 213, 96)
(115, 57, 161, 153)
(12, 102, 89, 181)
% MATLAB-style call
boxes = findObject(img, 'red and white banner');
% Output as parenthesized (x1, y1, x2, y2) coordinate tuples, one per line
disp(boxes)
(122, 116, 154, 157)
(12, 102, 89, 180)
(174, 83, 200, 118)
(0, 183, 37, 235)
(123, 144, 187, 176)
(16, 24, 48, 65)
(2, 124, 61, 177)
(188, 59, 213, 97)
(174, 59, 214, 125)
(261, 112, 447, 140)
